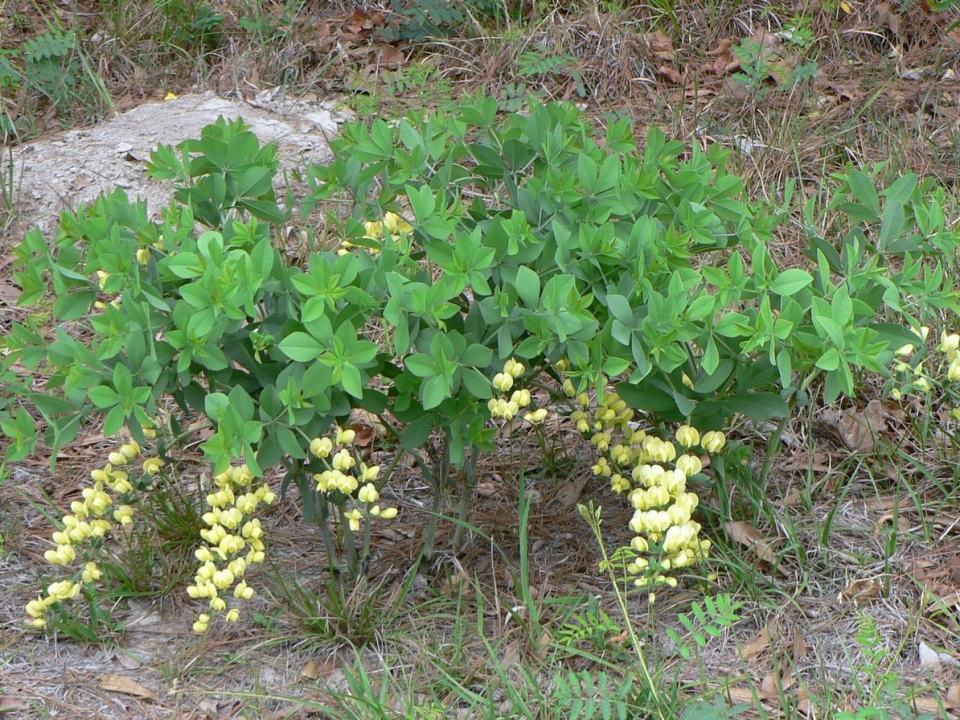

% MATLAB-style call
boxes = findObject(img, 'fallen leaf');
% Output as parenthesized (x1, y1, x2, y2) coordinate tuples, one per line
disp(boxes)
(0, 696, 29, 713)
(301, 657, 337, 681)
(707, 39, 736, 75)
(740, 624, 771, 661)
(350, 422, 375, 447)
(99, 674, 158, 701)
(947, 680, 960, 709)
(723, 521, 779, 566)
(792, 626, 808, 660)
(555, 475, 589, 507)
(780, 451, 831, 474)
(837, 399, 886, 453)
(760, 666, 794, 701)
(646, 30, 675, 61)
(658, 65, 682, 84)
(838, 577, 884, 605)
(475, 481, 498, 498)
(378, 45, 405, 70)
(865, 496, 912, 512)
(919, 640, 959, 669)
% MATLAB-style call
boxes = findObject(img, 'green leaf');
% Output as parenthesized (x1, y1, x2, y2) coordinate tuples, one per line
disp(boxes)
(769, 269, 813, 296)
(88, 385, 121, 409)
(278, 332, 323, 362)
(725, 392, 789, 422)
(514, 265, 541, 307)
(401, 415, 434, 451)
(605, 294, 634, 327)
(404, 354, 436, 378)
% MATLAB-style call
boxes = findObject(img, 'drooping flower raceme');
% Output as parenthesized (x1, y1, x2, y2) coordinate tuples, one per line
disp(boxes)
(560, 369, 724, 601)
(187, 463, 275, 631)
(26, 440, 158, 629)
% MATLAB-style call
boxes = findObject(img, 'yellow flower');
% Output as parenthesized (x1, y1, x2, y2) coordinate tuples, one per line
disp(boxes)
(142, 457, 163, 475)
(385, 212, 414, 234)
(309, 436, 333, 458)
(524, 408, 549, 424)
(939, 331, 960, 355)
(345, 508, 363, 532)
(332, 448, 355, 471)
(82, 562, 102, 584)
(225, 608, 241, 622)
(949, 360, 960, 383)
(358, 483, 379, 504)
(504, 358, 525, 378)
(675, 425, 700, 448)
(120, 441, 141, 459)
(380, 507, 398, 520)
(895, 343, 914, 357)
(492, 372, 513, 393)
(336, 427, 356, 445)
(47, 580, 81, 602)
(193, 613, 210, 633)
(701, 431, 726, 453)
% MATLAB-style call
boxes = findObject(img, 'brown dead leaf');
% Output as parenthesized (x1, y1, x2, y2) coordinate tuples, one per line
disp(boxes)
(0, 696, 29, 714)
(839, 577, 884, 605)
(350, 422, 375, 448)
(740, 624, 771, 662)
(724, 521, 780, 566)
(378, 45, 405, 70)
(865, 496, 912, 512)
(760, 666, 795, 701)
(475, 481, 498, 498)
(658, 65, 682, 84)
(301, 657, 337, 681)
(837, 399, 886, 453)
(947, 680, 960, 709)
(781, 451, 831, 474)
(646, 30, 675, 61)
(781, 488, 803, 506)
(792, 626, 808, 660)
(707, 39, 736, 75)
(555, 476, 589, 507)
(875, 512, 914, 541)
(99, 674, 158, 701)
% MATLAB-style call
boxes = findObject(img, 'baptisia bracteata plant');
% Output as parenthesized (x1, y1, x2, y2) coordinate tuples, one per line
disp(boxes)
(9, 97, 958, 629)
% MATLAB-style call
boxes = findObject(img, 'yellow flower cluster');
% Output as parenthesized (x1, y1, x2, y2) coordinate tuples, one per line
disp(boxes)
(188, 463, 276, 632)
(339, 211, 414, 255)
(888, 326, 936, 397)
(886, 327, 960, 410)
(311, 427, 397, 531)
(563, 371, 724, 600)
(487, 358, 550, 425)
(25, 440, 163, 629)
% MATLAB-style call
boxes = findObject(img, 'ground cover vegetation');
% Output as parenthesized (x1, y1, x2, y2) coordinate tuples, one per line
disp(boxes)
(2, 0, 960, 718)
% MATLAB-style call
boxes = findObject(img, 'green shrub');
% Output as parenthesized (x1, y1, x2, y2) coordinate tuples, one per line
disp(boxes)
(5, 98, 955, 592)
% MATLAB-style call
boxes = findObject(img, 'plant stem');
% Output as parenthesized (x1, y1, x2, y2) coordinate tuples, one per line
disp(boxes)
(316, 498, 338, 576)
(452, 446, 478, 550)
(340, 502, 358, 580)
(420, 431, 449, 562)
(579, 502, 666, 720)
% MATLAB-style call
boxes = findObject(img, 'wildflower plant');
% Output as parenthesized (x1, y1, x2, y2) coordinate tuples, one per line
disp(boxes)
(25, 438, 169, 634)
(8, 99, 960, 636)
(308, 425, 399, 578)
(565, 374, 719, 600)
(187, 462, 275, 632)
